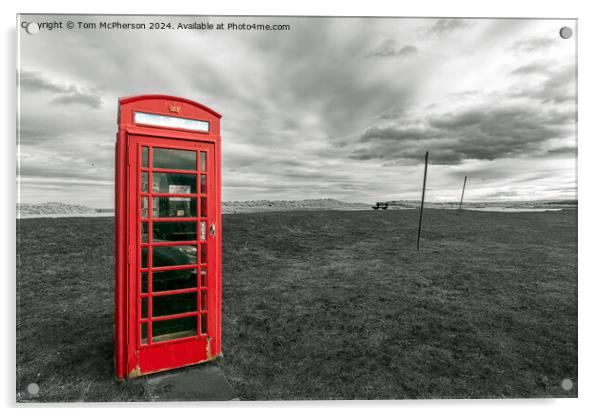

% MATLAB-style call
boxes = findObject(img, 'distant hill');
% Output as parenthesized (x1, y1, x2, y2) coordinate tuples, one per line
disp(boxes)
(17, 199, 371, 218)
(385, 199, 577, 210)
(222, 199, 370, 213)
(17, 202, 99, 218)
(17, 198, 576, 218)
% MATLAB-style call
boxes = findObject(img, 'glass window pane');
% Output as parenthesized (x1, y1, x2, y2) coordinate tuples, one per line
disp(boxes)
(201, 314, 208, 334)
(153, 268, 197, 292)
(200, 269, 207, 287)
(141, 323, 148, 345)
(141, 172, 148, 193)
(141, 272, 148, 294)
(152, 197, 196, 218)
(201, 290, 207, 311)
(141, 247, 148, 268)
(153, 147, 196, 170)
(153, 221, 197, 242)
(200, 175, 207, 194)
(152, 172, 196, 194)
(142, 147, 148, 167)
(200, 244, 207, 264)
(152, 316, 197, 343)
(199, 152, 206, 171)
(152, 292, 197, 317)
(141, 222, 148, 243)
(152, 245, 197, 267)
(141, 297, 148, 318)
(200, 197, 207, 217)
(141, 197, 149, 218)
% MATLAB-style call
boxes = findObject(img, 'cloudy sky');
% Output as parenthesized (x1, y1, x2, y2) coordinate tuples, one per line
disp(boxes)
(17, 15, 576, 207)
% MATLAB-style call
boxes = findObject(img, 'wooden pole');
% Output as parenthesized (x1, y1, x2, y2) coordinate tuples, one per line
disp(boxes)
(459, 176, 467, 210)
(417, 151, 429, 251)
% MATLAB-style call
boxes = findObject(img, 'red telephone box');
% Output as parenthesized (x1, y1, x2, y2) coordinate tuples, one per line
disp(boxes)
(114, 95, 222, 380)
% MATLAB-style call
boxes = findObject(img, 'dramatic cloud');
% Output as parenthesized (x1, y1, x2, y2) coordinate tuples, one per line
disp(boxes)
(17, 16, 576, 206)
(51, 92, 102, 108)
(353, 104, 574, 164)
(20, 70, 103, 109)
(510, 62, 551, 75)
(20, 70, 70, 93)
(366, 40, 418, 57)
(424, 18, 472, 36)
(509, 64, 575, 104)
(510, 36, 555, 52)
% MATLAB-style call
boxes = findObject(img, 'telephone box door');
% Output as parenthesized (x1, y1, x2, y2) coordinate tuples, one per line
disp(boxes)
(127, 135, 218, 376)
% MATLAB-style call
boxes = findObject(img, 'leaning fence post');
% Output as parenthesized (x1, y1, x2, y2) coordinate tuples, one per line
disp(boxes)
(417, 151, 429, 251)
(459, 176, 467, 210)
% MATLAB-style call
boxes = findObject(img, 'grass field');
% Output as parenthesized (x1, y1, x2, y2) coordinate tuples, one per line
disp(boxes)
(16, 209, 577, 401)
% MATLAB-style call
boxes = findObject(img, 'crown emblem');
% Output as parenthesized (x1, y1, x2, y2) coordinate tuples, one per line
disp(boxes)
(168, 103, 181, 113)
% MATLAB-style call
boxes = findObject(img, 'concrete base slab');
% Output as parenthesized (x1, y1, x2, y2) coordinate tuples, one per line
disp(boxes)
(135, 362, 237, 401)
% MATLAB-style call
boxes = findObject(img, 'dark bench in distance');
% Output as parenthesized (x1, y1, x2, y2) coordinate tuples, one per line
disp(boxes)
(372, 202, 388, 210)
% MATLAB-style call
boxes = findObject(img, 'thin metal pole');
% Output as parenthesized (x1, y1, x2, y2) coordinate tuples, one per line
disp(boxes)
(417, 151, 429, 251)
(459, 176, 467, 210)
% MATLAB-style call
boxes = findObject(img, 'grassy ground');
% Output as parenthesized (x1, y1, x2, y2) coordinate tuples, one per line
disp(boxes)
(16, 209, 577, 401)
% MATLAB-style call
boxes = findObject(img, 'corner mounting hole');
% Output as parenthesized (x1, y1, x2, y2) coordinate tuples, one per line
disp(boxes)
(27, 382, 39, 395)
(561, 378, 573, 391)
(559, 26, 573, 39)
(25, 22, 40, 35)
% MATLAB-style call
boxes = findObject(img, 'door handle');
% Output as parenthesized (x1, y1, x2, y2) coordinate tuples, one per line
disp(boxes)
(209, 223, 216, 237)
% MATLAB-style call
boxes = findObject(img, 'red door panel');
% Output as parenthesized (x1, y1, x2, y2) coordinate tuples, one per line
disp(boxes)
(126, 135, 218, 377)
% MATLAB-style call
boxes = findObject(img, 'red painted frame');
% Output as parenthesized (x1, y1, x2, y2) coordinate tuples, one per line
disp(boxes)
(115, 95, 222, 380)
